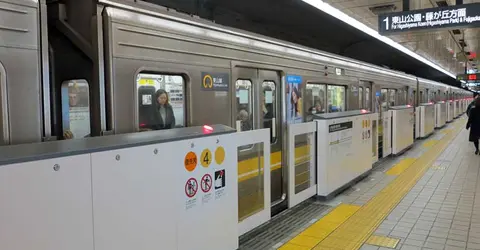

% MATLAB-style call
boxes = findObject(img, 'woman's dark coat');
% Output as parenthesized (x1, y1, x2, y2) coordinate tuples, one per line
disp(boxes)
(467, 106, 480, 142)
(149, 103, 176, 130)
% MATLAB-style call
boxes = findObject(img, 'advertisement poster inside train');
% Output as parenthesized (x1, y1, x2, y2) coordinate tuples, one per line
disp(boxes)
(61, 80, 90, 139)
(286, 75, 303, 124)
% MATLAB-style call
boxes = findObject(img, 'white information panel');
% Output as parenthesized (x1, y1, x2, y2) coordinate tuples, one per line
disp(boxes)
(288, 122, 316, 208)
(91, 133, 238, 250)
(235, 129, 271, 236)
(316, 114, 374, 197)
(391, 107, 414, 155)
(382, 111, 392, 157)
(435, 102, 447, 128)
(419, 104, 435, 138)
(0, 155, 94, 250)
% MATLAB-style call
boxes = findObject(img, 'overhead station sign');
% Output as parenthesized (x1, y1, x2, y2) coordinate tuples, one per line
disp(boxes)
(378, 3, 480, 34)
(457, 73, 480, 88)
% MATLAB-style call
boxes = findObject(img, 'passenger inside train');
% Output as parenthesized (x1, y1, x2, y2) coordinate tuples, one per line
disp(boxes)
(148, 89, 176, 130)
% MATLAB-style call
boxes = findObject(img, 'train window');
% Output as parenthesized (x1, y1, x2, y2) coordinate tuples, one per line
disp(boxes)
(305, 83, 326, 120)
(327, 85, 345, 113)
(381, 89, 388, 111)
(136, 73, 185, 131)
(235, 79, 252, 132)
(359, 87, 364, 109)
(365, 87, 371, 111)
(262, 81, 277, 143)
(388, 89, 396, 107)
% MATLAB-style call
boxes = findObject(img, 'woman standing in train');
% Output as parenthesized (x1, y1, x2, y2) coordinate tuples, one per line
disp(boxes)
(466, 98, 480, 154)
(149, 89, 176, 130)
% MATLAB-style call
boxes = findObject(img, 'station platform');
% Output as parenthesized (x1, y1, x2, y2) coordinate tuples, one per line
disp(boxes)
(241, 115, 479, 250)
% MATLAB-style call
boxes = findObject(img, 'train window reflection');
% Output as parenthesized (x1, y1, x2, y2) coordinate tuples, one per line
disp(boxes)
(365, 87, 371, 111)
(381, 89, 388, 111)
(136, 73, 185, 131)
(305, 83, 326, 121)
(359, 87, 364, 109)
(235, 79, 252, 132)
(262, 81, 277, 143)
(327, 85, 345, 113)
(389, 89, 396, 107)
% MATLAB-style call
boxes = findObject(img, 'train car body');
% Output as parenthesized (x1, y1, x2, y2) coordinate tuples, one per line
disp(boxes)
(0, 0, 471, 216)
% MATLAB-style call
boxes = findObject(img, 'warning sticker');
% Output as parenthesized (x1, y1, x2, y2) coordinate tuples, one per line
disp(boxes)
(214, 170, 226, 190)
(185, 178, 198, 198)
(184, 151, 198, 172)
(201, 174, 212, 193)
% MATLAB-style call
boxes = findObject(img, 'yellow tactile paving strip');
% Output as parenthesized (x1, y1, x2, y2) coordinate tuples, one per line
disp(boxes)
(279, 117, 465, 250)
(280, 204, 360, 250)
(385, 158, 417, 176)
(365, 235, 400, 248)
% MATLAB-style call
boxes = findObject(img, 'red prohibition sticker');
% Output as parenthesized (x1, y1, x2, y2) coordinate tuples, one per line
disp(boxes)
(185, 177, 198, 198)
(201, 174, 213, 193)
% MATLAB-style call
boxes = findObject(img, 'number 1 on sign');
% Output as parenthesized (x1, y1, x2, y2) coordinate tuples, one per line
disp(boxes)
(383, 17, 389, 30)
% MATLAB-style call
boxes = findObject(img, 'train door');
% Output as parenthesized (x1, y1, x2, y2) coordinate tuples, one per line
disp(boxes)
(233, 67, 283, 219)
(359, 81, 372, 111)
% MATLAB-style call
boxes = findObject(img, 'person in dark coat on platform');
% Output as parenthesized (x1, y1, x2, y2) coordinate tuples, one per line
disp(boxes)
(467, 92, 479, 117)
(466, 98, 480, 154)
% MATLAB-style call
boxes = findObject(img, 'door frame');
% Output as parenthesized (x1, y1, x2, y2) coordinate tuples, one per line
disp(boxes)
(231, 61, 288, 215)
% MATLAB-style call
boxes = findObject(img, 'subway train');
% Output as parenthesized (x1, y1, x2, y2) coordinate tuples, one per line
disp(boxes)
(0, 0, 471, 218)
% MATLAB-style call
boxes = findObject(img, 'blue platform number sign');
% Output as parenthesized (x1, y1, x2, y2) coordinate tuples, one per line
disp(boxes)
(286, 75, 303, 124)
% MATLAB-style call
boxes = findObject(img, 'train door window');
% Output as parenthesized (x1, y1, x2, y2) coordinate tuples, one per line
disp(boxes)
(327, 85, 345, 113)
(359, 87, 364, 109)
(381, 89, 388, 111)
(365, 87, 371, 111)
(262, 81, 277, 143)
(305, 83, 326, 120)
(420, 91, 424, 103)
(235, 79, 253, 132)
(388, 89, 396, 107)
(136, 73, 185, 131)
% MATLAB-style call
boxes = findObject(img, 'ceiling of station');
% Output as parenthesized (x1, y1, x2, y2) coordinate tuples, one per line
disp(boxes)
(140, 0, 474, 86)
(323, 0, 480, 74)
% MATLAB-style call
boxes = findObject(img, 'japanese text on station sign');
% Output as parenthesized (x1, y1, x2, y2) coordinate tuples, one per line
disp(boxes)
(378, 3, 480, 34)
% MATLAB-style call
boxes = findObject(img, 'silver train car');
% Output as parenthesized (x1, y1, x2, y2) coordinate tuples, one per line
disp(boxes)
(0, 0, 470, 216)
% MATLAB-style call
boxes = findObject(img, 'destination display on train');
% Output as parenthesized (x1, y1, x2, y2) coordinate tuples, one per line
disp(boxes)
(378, 3, 480, 34)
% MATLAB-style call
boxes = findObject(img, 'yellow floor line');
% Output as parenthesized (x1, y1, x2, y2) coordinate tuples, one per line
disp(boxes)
(279, 204, 360, 250)
(422, 139, 438, 148)
(312, 119, 464, 249)
(385, 158, 417, 176)
(278, 118, 464, 250)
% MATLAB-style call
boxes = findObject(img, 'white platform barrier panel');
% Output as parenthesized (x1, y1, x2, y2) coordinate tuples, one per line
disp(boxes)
(0, 125, 241, 250)
(288, 122, 316, 208)
(391, 106, 414, 155)
(314, 111, 374, 198)
(419, 103, 435, 138)
(236, 129, 271, 236)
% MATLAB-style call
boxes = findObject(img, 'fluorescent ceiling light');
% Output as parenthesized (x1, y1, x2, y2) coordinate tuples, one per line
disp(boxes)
(301, 0, 456, 79)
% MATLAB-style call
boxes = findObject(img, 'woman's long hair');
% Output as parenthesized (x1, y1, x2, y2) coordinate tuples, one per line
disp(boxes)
(290, 86, 300, 116)
(154, 89, 169, 106)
